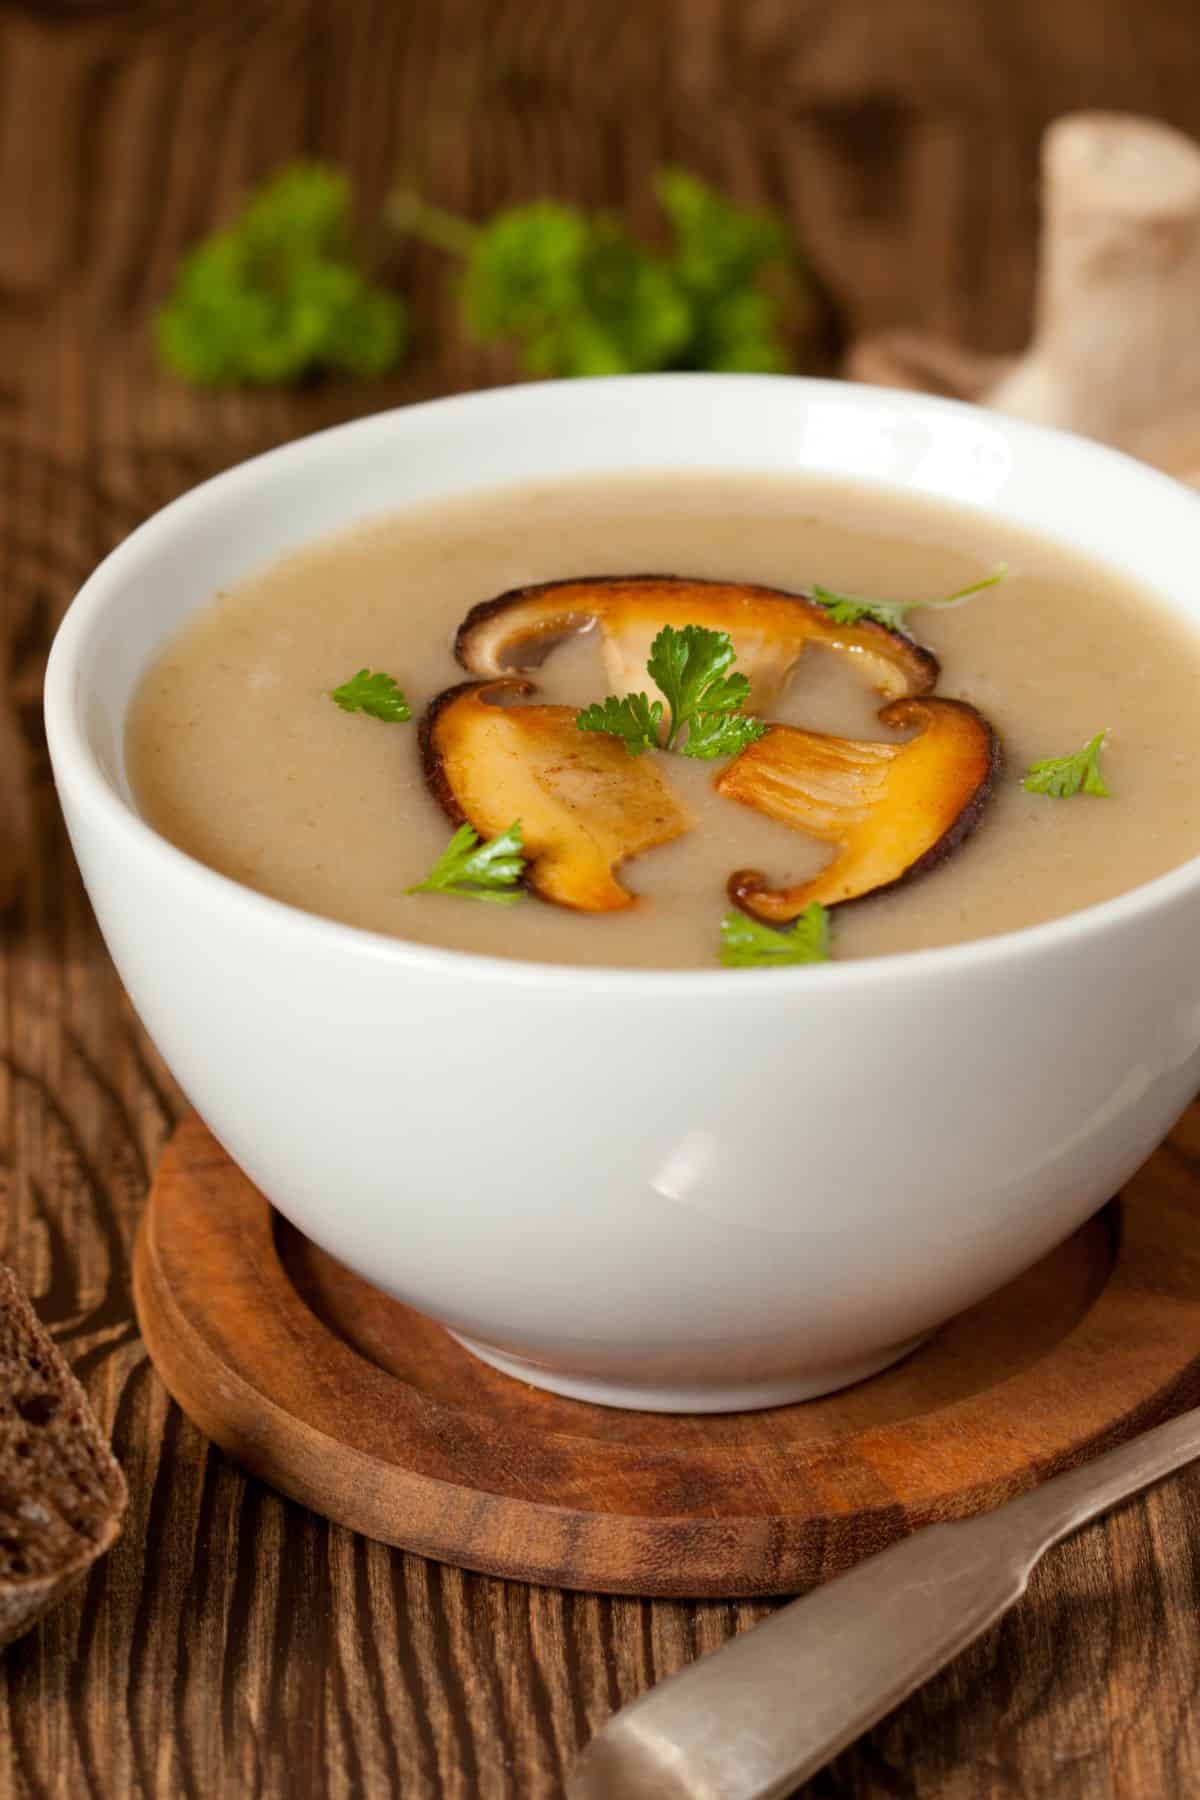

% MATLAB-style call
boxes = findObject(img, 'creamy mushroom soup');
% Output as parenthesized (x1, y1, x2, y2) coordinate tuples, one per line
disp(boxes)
(127, 473, 1200, 968)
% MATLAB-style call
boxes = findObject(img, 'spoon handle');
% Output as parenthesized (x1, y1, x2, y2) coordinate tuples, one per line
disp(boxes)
(568, 1408, 1200, 1800)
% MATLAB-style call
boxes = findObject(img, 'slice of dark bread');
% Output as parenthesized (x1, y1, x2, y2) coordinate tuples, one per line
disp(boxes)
(0, 1263, 127, 1650)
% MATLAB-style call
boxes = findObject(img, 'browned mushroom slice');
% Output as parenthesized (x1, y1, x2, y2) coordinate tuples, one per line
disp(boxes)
(717, 696, 999, 921)
(455, 576, 937, 712)
(421, 678, 690, 912)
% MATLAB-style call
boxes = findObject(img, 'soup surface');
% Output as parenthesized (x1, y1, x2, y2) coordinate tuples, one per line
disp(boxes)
(127, 472, 1200, 968)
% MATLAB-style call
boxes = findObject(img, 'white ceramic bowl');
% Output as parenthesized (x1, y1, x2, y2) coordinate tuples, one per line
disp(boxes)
(45, 376, 1200, 1412)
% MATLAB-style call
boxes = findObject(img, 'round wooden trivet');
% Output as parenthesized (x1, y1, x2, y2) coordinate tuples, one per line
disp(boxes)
(132, 1113, 1200, 1597)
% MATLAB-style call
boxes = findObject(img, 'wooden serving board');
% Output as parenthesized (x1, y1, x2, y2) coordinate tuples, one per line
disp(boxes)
(132, 1114, 1200, 1598)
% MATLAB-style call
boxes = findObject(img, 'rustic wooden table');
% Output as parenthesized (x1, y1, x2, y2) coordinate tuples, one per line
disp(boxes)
(5, 3, 1200, 1794)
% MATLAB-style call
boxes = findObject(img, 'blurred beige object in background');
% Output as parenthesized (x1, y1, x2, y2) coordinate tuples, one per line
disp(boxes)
(848, 112, 1200, 488)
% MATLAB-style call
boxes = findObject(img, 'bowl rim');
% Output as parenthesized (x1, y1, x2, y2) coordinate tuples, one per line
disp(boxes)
(44, 371, 1200, 994)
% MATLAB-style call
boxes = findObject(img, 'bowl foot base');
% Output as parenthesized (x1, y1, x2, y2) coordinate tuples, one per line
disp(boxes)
(447, 1332, 929, 1414)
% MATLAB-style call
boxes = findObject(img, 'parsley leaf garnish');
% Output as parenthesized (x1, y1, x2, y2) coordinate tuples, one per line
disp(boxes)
(406, 821, 526, 904)
(719, 905, 831, 968)
(647, 625, 768, 759)
(1022, 730, 1111, 798)
(811, 565, 1007, 635)
(329, 669, 412, 722)
(678, 708, 768, 760)
(575, 624, 766, 759)
(575, 692, 664, 755)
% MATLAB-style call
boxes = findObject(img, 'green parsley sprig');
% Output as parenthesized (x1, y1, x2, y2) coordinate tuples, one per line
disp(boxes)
(811, 565, 1007, 635)
(720, 905, 831, 968)
(574, 692, 664, 756)
(407, 821, 526, 904)
(387, 168, 801, 378)
(576, 624, 767, 760)
(157, 164, 407, 386)
(649, 625, 763, 755)
(1022, 730, 1111, 798)
(329, 668, 412, 722)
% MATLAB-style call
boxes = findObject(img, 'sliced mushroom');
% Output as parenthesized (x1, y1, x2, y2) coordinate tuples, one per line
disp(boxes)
(717, 696, 999, 921)
(421, 678, 691, 912)
(455, 576, 937, 714)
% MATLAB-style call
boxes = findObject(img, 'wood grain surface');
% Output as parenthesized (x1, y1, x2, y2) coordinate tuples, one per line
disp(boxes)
(5, 1, 1200, 1794)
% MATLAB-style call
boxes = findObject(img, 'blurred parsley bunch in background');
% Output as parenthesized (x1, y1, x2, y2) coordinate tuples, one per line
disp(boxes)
(157, 162, 815, 386)
(460, 203, 694, 378)
(157, 164, 406, 385)
(389, 168, 800, 377)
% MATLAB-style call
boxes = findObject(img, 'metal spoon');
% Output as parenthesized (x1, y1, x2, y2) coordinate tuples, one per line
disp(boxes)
(567, 1406, 1200, 1799)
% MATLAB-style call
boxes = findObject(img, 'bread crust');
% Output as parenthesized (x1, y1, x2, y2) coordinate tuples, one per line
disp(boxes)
(0, 1264, 127, 1651)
